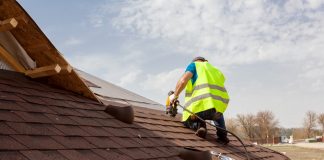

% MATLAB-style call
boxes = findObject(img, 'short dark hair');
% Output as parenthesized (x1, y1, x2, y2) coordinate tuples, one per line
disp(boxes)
(192, 56, 207, 62)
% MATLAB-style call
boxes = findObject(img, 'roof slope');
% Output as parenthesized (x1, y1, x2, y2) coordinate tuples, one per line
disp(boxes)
(76, 69, 162, 110)
(0, 70, 289, 160)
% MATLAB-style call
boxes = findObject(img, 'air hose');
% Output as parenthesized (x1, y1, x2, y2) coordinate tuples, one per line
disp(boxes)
(177, 103, 250, 160)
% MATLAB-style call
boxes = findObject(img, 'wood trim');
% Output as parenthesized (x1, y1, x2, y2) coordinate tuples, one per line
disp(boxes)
(25, 64, 61, 78)
(15, 15, 29, 24)
(60, 65, 72, 74)
(0, 18, 18, 32)
(0, 45, 26, 72)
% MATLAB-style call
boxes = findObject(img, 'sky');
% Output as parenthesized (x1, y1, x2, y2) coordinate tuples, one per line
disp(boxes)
(18, 0, 324, 128)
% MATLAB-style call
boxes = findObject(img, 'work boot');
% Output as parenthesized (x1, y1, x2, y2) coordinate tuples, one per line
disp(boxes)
(216, 136, 230, 145)
(195, 127, 207, 138)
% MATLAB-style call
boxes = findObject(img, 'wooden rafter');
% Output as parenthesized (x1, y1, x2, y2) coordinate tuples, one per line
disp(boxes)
(60, 65, 72, 74)
(0, 0, 99, 101)
(0, 18, 18, 32)
(25, 64, 61, 78)
(0, 45, 26, 72)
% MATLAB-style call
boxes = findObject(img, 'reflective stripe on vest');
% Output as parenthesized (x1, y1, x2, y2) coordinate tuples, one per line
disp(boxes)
(182, 62, 229, 121)
(185, 83, 227, 97)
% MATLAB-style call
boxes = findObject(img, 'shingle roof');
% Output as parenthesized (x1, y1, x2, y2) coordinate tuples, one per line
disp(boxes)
(0, 69, 289, 160)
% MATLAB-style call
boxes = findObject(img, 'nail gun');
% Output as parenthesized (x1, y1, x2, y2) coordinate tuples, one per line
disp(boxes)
(165, 91, 178, 117)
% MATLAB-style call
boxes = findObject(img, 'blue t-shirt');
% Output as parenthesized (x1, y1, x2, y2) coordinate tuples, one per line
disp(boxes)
(185, 62, 198, 85)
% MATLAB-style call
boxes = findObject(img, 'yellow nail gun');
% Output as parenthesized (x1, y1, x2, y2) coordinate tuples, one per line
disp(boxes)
(165, 91, 178, 117)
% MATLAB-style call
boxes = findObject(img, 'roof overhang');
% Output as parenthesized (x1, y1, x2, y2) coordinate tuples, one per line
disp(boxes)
(0, 0, 98, 101)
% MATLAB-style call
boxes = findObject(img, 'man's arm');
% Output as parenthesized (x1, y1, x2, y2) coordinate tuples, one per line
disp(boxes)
(174, 71, 193, 97)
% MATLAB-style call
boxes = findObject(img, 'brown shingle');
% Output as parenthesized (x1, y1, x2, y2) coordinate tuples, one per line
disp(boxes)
(41, 150, 69, 160)
(51, 136, 95, 149)
(80, 126, 113, 136)
(131, 137, 157, 147)
(49, 106, 84, 116)
(54, 125, 90, 136)
(112, 137, 143, 148)
(14, 111, 52, 123)
(0, 151, 29, 160)
(45, 114, 78, 125)
(0, 100, 25, 111)
(94, 118, 121, 128)
(20, 150, 53, 160)
(0, 110, 24, 122)
(16, 94, 46, 104)
(16, 102, 56, 114)
(57, 150, 90, 160)
(58, 150, 105, 160)
(0, 121, 16, 134)
(0, 92, 25, 102)
(0, 135, 26, 150)
(84, 137, 122, 149)
(118, 148, 151, 159)
(103, 127, 133, 137)
(12, 135, 65, 149)
(75, 109, 108, 118)
(68, 116, 101, 126)
(6, 122, 63, 135)
(65, 101, 102, 110)
(92, 149, 132, 160)
(40, 97, 71, 108)
(140, 147, 168, 158)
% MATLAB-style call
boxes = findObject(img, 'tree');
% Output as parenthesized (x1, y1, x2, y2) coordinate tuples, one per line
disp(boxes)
(255, 110, 279, 143)
(236, 114, 256, 140)
(303, 111, 317, 138)
(318, 113, 324, 134)
(225, 118, 239, 134)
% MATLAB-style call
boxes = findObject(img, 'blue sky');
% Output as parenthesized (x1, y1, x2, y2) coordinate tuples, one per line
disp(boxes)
(18, 0, 324, 128)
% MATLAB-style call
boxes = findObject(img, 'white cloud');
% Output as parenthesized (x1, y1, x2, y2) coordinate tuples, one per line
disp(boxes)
(110, 0, 324, 66)
(141, 68, 184, 93)
(305, 0, 324, 9)
(64, 37, 82, 46)
(66, 51, 143, 87)
(89, 14, 104, 28)
(118, 69, 142, 87)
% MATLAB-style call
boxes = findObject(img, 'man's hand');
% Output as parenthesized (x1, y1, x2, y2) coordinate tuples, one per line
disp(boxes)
(169, 93, 178, 104)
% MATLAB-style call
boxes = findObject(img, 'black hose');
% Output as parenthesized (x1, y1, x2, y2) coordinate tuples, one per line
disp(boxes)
(177, 104, 250, 160)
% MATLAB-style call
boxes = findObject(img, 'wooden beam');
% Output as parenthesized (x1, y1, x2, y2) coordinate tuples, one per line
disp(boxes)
(60, 65, 72, 74)
(14, 15, 29, 24)
(25, 64, 61, 78)
(0, 45, 26, 72)
(0, 18, 18, 32)
(26, 43, 52, 53)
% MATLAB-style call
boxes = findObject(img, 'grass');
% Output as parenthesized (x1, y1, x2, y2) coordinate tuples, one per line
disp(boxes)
(266, 145, 324, 160)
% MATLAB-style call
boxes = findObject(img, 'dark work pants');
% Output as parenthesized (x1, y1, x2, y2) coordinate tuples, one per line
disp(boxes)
(183, 108, 227, 138)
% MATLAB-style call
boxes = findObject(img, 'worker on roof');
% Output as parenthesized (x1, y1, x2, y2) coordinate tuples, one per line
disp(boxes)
(169, 56, 230, 144)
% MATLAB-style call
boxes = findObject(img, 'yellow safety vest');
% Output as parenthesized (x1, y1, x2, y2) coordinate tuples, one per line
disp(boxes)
(182, 62, 230, 121)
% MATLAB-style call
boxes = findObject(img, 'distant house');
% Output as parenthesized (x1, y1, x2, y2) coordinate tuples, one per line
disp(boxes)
(0, 1, 290, 159)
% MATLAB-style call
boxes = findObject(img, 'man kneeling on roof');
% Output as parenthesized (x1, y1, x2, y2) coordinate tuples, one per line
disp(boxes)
(169, 56, 230, 144)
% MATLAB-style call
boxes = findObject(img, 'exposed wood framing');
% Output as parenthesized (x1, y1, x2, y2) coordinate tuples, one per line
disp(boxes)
(60, 65, 72, 74)
(0, 0, 99, 101)
(14, 15, 29, 24)
(0, 18, 18, 32)
(0, 45, 26, 72)
(25, 43, 51, 53)
(25, 64, 61, 78)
